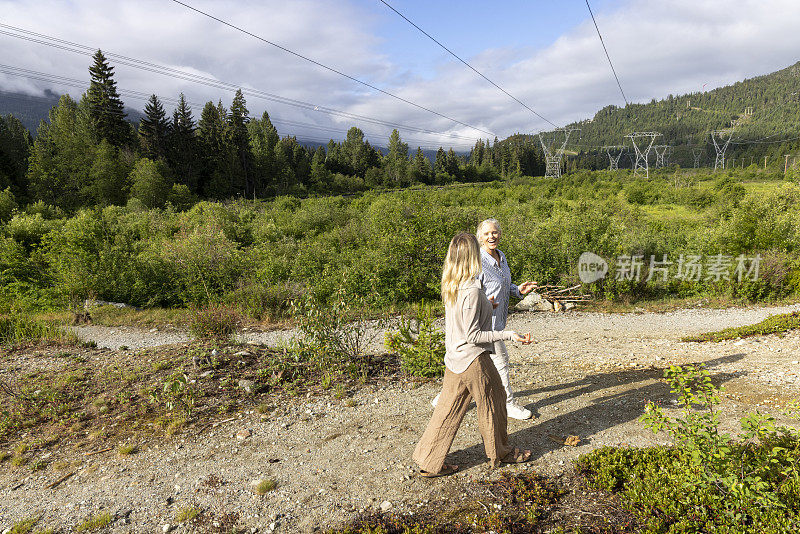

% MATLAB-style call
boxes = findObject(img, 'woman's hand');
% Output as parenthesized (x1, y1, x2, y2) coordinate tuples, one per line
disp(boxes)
(488, 296, 499, 309)
(518, 281, 538, 295)
(511, 332, 532, 344)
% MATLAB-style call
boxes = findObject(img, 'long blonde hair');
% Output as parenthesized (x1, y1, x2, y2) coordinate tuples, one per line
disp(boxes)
(441, 232, 482, 307)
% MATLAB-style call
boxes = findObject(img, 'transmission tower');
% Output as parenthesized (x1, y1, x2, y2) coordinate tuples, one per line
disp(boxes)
(538, 128, 580, 179)
(691, 147, 703, 168)
(605, 146, 625, 170)
(625, 132, 660, 178)
(710, 129, 735, 171)
(653, 145, 670, 169)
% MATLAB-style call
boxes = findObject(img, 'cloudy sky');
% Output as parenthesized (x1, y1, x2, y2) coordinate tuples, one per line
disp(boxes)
(1, 0, 799, 150)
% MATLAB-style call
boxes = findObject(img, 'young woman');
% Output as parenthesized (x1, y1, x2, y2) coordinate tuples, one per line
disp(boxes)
(412, 232, 532, 477)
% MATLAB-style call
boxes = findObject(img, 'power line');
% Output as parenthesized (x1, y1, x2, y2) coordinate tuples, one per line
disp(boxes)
(0, 23, 480, 144)
(377, 0, 558, 129)
(0, 68, 474, 150)
(585, 0, 628, 106)
(167, 0, 495, 137)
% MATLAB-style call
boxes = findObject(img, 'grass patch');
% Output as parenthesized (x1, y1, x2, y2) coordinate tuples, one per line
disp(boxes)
(253, 478, 277, 495)
(10, 517, 39, 534)
(683, 310, 800, 341)
(75, 512, 112, 532)
(0, 312, 76, 346)
(117, 443, 138, 455)
(175, 505, 200, 522)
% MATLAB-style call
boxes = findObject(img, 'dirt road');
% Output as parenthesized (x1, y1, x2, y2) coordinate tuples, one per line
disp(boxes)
(4, 304, 800, 532)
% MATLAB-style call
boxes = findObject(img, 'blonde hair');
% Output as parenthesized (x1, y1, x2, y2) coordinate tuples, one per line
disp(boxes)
(441, 232, 482, 307)
(476, 218, 501, 245)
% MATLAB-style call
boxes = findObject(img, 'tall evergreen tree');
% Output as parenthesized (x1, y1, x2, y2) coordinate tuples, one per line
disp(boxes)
(197, 100, 235, 198)
(167, 93, 200, 192)
(86, 50, 129, 147)
(0, 114, 33, 200)
(384, 129, 409, 186)
(139, 94, 170, 160)
(228, 89, 253, 197)
(248, 111, 279, 196)
(409, 147, 433, 184)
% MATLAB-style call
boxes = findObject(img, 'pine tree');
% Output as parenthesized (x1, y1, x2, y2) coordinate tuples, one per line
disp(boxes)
(248, 111, 279, 196)
(197, 100, 234, 198)
(139, 94, 170, 160)
(167, 93, 200, 192)
(87, 50, 129, 147)
(229, 89, 253, 197)
(409, 147, 433, 184)
(384, 129, 409, 186)
(309, 146, 330, 192)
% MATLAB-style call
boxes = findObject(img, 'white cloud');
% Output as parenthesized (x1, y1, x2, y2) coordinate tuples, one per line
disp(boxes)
(2, 0, 800, 148)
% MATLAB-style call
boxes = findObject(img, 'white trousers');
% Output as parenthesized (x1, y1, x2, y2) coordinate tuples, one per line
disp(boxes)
(489, 340, 514, 402)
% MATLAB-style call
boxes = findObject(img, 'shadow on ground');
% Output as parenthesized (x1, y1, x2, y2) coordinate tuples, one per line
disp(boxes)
(444, 353, 746, 470)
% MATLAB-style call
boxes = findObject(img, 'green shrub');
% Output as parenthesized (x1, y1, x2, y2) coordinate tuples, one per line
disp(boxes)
(222, 282, 301, 322)
(189, 304, 241, 341)
(576, 364, 800, 531)
(384, 301, 445, 377)
(0, 187, 16, 223)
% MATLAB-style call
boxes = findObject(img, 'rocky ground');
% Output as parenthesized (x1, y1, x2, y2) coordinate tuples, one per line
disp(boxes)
(2, 303, 800, 533)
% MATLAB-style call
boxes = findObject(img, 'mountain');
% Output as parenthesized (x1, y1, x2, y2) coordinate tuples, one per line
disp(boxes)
(0, 89, 144, 132)
(543, 61, 800, 168)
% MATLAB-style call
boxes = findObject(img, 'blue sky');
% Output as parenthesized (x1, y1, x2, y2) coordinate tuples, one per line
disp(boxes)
(364, 0, 619, 80)
(1, 0, 799, 149)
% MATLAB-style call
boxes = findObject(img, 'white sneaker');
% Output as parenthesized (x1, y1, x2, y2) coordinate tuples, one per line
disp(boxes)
(506, 400, 533, 420)
(431, 393, 440, 408)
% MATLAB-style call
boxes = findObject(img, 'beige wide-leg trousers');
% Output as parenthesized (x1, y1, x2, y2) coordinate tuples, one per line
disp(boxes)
(412, 352, 513, 473)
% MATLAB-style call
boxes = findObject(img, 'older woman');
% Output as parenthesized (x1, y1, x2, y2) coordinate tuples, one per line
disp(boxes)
(413, 232, 531, 477)
(476, 218, 537, 419)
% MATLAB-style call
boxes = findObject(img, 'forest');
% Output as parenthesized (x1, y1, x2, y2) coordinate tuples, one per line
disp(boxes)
(0, 51, 548, 214)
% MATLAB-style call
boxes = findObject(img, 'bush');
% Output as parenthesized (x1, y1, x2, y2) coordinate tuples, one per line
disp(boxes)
(222, 282, 302, 322)
(128, 158, 172, 209)
(0, 187, 16, 223)
(188, 304, 241, 341)
(384, 301, 445, 377)
(576, 364, 800, 531)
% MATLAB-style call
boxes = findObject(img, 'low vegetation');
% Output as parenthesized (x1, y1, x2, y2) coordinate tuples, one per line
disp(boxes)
(683, 310, 800, 342)
(2, 169, 799, 324)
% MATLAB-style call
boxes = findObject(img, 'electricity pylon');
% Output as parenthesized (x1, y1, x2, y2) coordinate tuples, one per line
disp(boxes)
(691, 147, 703, 168)
(605, 145, 625, 171)
(625, 132, 660, 178)
(653, 145, 669, 169)
(538, 128, 579, 179)
(710, 129, 735, 171)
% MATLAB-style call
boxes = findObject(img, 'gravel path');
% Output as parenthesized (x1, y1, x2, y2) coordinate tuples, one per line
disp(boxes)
(5, 303, 799, 533)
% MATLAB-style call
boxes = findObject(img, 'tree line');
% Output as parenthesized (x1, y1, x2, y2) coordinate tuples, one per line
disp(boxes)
(0, 50, 547, 213)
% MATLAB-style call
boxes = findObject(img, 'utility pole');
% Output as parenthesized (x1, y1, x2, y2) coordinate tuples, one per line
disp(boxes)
(786, 154, 791, 176)
(605, 145, 625, 171)
(653, 145, 669, 169)
(764, 156, 768, 169)
(692, 147, 703, 168)
(625, 132, 660, 178)
(710, 129, 735, 171)
(538, 128, 580, 179)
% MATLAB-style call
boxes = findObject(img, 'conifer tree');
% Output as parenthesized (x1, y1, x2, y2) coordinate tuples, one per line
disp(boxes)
(228, 89, 253, 196)
(248, 111, 279, 196)
(139, 94, 170, 160)
(384, 129, 409, 186)
(87, 50, 129, 147)
(167, 93, 199, 192)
